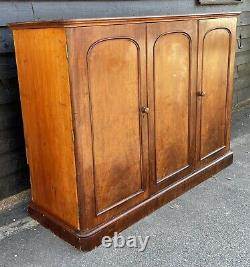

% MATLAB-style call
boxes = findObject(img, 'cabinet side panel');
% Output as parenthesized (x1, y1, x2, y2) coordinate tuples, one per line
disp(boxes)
(13, 29, 79, 229)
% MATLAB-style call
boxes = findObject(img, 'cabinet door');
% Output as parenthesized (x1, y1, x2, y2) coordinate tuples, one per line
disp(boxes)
(67, 24, 149, 228)
(147, 21, 198, 193)
(196, 18, 237, 167)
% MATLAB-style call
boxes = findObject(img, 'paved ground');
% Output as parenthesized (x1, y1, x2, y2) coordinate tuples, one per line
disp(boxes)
(0, 105, 249, 267)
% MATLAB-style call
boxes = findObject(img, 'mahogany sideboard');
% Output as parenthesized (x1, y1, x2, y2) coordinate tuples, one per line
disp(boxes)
(10, 12, 238, 251)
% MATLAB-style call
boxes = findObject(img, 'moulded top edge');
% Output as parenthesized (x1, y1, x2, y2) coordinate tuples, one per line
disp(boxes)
(9, 12, 240, 30)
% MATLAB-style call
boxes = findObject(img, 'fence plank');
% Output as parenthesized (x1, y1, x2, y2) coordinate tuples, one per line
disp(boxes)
(236, 50, 250, 65)
(0, 28, 14, 54)
(0, 79, 19, 105)
(238, 11, 250, 26)
(237, 24, 250, 39)
(235, 75, 250, 90)
(237, 87, 250, 103)
(236, 37, 250, 52)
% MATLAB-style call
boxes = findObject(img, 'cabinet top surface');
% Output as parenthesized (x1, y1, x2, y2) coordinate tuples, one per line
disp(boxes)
(9, 12, 240, 30)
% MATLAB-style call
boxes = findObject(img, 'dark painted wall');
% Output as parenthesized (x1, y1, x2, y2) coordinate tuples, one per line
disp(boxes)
(0, 27, 28, 200)
(235, 11, 250, 105)
(0, 0, 247, 26)
(0, 0, 249, 200)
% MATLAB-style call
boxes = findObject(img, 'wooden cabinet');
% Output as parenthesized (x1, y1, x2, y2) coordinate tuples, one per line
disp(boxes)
(10, 13, 238, 251)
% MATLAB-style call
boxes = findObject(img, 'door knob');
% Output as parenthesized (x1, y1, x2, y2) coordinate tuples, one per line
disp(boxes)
(141, 106, 150, 114)
(197, 91, 206, 97)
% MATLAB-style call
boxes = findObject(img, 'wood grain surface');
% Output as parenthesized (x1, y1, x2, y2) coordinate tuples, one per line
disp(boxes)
(13, 28, 79, 229)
